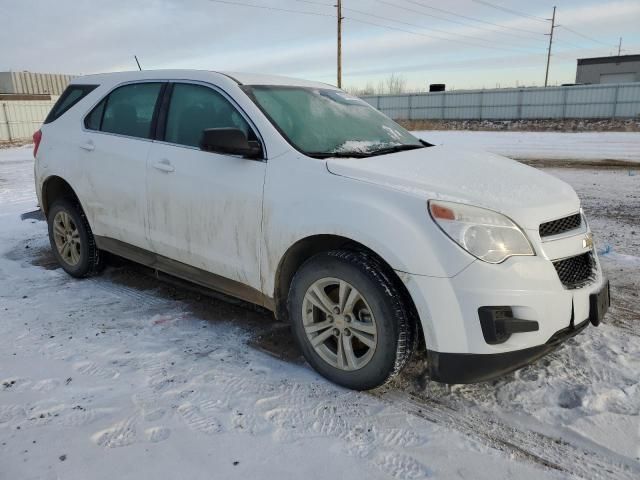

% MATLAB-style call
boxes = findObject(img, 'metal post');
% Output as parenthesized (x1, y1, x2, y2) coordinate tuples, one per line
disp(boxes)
(544, 6, 556, 87)
(337, 0, 343, 88)
(613, 84, 620, 118)
(1, 103, 12, 142)
(517, 89, 524, 120)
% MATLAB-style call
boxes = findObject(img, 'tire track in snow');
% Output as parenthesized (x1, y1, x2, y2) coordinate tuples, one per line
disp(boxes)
(85, 278, 167, 307)
(375, 389, 639, 480)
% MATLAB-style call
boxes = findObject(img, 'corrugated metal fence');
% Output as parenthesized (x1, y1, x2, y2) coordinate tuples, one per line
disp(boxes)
(0, 72, 74, 96)
(2, 83, 640, 142)
(0, 97, 58, 142)
(362, 83, 640, 120)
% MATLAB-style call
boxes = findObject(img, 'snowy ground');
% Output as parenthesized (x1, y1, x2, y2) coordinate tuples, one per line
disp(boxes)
(414, 131, 640, 163)
(1, 141, 639, 480)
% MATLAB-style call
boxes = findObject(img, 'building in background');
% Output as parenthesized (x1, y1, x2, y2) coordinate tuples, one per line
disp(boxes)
(0, 71, 74, 96)
(0, 71, 74, 142)
(576, 55, 640, 84)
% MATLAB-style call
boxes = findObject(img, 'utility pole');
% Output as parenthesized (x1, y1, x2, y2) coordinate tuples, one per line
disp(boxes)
(544, 6, 556, 87)
(617, 37, 622, 56)
(337, 0, 343, 88)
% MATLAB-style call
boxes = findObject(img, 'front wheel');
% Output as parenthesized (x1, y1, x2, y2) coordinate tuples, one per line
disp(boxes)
(288, 250, 415, 390)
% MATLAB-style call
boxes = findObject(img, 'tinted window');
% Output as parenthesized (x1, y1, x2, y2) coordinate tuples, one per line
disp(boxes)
(165, 83, 251, 148)
(84, 98, 105, 131)
(86, 83, 163, 139)
(44, 85, 98, 124)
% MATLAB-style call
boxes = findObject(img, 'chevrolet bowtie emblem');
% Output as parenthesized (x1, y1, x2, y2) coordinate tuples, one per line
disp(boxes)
(582, 233, 594, 249)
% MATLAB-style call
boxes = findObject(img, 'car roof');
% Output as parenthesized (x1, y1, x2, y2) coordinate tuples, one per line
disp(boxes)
(72, 70, 338, 90)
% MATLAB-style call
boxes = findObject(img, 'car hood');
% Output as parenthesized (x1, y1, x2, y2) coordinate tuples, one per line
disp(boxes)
(326, 145, 580, 230)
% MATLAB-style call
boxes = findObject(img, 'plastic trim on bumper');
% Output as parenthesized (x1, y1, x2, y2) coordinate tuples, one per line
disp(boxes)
(427, 318, 590, 384)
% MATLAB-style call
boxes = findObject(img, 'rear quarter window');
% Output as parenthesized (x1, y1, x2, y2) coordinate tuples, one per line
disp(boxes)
(44, 85, 98, 124)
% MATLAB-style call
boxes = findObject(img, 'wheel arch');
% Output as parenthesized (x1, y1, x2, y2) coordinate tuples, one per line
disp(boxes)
(273, 234, 423, 344)
(41, 176, 82, 217)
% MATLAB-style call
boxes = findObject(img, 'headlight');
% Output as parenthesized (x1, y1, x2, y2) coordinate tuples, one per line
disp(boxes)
(429, 200, 534, 264)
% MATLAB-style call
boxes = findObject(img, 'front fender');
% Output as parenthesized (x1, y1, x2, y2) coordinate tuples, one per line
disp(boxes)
(260, 152, 474, 296)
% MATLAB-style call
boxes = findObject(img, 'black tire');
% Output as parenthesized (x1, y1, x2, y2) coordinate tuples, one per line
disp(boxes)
(288, 250, 415, 390)
(47, 198, 103, 278)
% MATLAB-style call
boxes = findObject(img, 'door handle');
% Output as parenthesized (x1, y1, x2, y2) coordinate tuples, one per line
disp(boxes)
(152, 160, 175, 173)
(79, 141, 94, 152)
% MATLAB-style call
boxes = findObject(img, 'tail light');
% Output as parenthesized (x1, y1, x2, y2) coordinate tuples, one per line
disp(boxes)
(33, 130, 42, 158)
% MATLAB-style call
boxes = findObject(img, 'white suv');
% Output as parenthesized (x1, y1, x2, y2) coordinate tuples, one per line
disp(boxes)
(33, 70, 609, 390)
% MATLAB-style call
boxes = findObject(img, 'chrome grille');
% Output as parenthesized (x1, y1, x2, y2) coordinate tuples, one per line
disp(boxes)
(552, 252, 595, 289)
(539, 213, 582, 238)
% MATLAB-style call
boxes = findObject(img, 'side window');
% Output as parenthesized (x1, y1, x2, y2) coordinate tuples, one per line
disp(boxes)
(84, 98, 105, 131)
(85, 83, 163, 139)
(165, 83, 251, 149)
(44, 84, 98, 124)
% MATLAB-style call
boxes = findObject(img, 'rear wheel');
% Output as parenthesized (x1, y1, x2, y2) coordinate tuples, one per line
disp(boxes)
(288, 250, 415, 390)
(47, 198, 103, 278)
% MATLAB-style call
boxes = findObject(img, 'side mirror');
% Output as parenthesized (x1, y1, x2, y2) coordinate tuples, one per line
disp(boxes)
(200, 128, 263, 159)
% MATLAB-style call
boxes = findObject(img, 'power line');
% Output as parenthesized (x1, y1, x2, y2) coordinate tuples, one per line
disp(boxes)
(399, 0, 547, 37)
(470, 0, 615, 50)
(471, 0, 548, 23)
(558, 25, 615, 48)
(344, 6, 543, 53)
(292, 0, 604, 53)
(291, 0, 334, 7)
(344, 15, 544, 54)
(208, 0, 335, 18)
(376, 0, 545, 38)
(210, 0, 544, 55)
(295, 0, 548, 46)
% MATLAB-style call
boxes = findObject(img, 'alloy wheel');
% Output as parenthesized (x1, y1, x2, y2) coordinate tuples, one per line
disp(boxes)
(302, 277, 378, 371)
(52, 210, 81, 266)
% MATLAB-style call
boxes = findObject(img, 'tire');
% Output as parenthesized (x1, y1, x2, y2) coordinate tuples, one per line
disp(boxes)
(47, 198, 103, 278)
(288, 250, 415, 390)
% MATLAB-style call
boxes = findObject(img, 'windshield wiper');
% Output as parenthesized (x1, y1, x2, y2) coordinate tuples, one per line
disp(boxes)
(306, 151, 371, 159)
(363, 144, 426, 157)
(307, 143, 429, 159)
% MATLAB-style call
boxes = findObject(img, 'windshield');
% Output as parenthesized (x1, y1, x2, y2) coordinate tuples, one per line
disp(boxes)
(243, 86, 425, 158)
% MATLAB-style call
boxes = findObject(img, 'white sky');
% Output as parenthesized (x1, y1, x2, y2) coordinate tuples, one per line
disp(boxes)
(2, 0, 639, 90)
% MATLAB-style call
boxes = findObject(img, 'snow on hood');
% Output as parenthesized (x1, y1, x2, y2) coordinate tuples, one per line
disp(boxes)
(326, 145, 580, 230)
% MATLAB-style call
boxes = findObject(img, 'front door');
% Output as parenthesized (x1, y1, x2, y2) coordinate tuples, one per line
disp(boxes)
(146, 82, 266, 291)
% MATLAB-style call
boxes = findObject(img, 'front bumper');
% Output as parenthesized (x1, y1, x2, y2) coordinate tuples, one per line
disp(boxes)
(427, 318, 590, 383)
(400, 251, 609, 383)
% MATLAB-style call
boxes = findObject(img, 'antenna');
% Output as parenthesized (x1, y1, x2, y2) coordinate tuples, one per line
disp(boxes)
(134, 55, 142, 71)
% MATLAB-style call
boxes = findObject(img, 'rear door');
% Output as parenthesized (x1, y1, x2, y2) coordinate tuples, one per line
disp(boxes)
(146, 82, 266, 291)
(79, 82, 165, 249)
